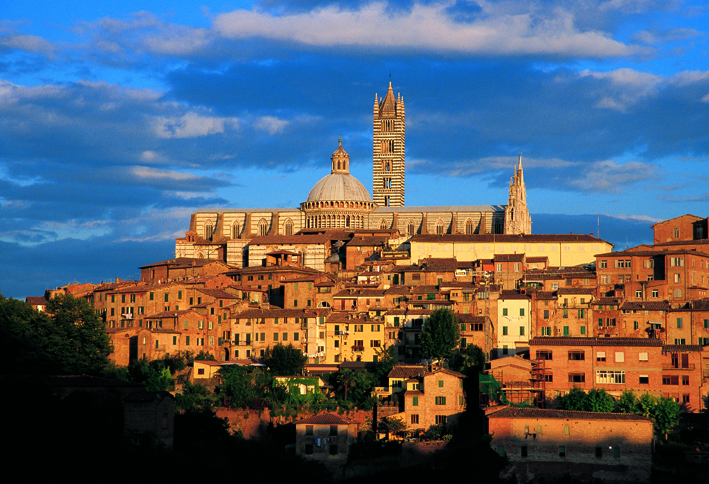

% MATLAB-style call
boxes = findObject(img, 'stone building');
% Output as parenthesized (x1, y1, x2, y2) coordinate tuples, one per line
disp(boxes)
(175, 81, 532, 270)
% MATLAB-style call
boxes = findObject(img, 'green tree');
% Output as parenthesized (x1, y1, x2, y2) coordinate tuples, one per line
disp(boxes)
(336, 368, 355, 401)
(372, 345, 397, 386)
(587, 388, 615, 412)
(617, 389, 639, 414)
(418, 308, 460, 363)
(650, 396, 681, 441)
(560, 387, 588, 410)
(378, 416, 407, 440)
(451, 344, 486, 376)
(177, 381, 217, 412)
(146, 367, 173, 391)
(45, 293, 112, 374)
(217, 366, 277, 409)
(262, 343, 307, 375)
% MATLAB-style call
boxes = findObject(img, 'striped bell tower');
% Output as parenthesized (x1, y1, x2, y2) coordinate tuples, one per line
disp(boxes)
(373, 81, 405, 207)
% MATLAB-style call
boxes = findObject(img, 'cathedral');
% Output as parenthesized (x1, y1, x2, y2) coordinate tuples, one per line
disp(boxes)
(175, 81, 531, 267)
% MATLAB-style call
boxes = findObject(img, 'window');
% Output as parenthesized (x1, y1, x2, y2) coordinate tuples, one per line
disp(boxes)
(502, 326, 508, 336)
(596, 370, 625, 384)
(663, 375, 679, 385)
(438, 380, 444, 388)
(568, 351, 584, 361)
(306, 425, 313, 436)
(682, 375, 689, 386)
(411, 414, 419, 424)
(639, 375, 649, 384)
(615, 352, 624, 362)
(543, 310, 549, 319)
(537, 350, 552, 360)
(677, 318, 683, 329)
(652, 289, 658, 298)
(435, 415, 447, 424)
(413, 396, 418, 406)
(520, 308, 525, 317)
(519, 326, 525, 336)
(521, 445, 528, 458)
(502, 308, 508, 316)
(568, 373, 585, 383)
(580, 325, 586, 335)
(435, 396, 446, 405)
(559, 446, 566, 458)
(541, 327, 551, 336)
(595, 447, 603, 458)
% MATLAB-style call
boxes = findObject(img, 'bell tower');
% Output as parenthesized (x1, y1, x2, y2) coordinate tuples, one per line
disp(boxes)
(505, 155, 532, 234)
(373, 81, 405, 207)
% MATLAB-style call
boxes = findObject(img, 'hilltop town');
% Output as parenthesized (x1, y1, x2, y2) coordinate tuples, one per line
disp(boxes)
(16, 82, 709, 482)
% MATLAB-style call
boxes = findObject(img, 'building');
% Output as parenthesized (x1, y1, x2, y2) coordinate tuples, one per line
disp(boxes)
(488, 406, 653, 482)
(295, 413, 357, 464)
(175, 81, 532, 270)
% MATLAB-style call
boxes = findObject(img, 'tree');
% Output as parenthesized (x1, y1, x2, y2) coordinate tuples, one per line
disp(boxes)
(451, 344, 486, 376)
(1, 293, 112, 375)
(418, 308, 460, 363)
(45, 293, 112, 374)
(372, 345, 397, 386)
(560, 387, 588, 410)
(336, 368, 355, 401)
(617, 389, 639, 414)
(262, 343, 307, 375)
(378, 416, 407, 440)
(587, 388, 615, 412)
(650, 396, 681, 441)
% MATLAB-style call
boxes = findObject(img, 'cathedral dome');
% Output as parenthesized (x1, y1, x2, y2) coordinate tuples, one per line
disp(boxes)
(306, 173, 372, 203)
(305, 140, 372, 203)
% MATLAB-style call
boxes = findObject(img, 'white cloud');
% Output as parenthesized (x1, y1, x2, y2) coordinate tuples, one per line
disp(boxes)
(151, 112, 240, 138)
(569, 160, 656, 192)
(579, 68, 662, 111)
(129, 166, 204, 182)
(254, 116, 290, 134)
(606, 213, 663, 223)
(212, 2, 637, 57)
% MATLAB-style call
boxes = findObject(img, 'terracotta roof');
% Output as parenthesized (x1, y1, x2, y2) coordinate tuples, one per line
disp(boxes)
(495, 254, 525, 262)
(421, 258, 459, 272)
(388, 364, 427, 379)
(529, 337, 663, 347)
(345, 236, 388, 247)
(662, 344, 703, 353)
(235, 308, 321, 319)
(533, 291, 557, 300)
(296, 413, 352, 425)
(26, 296, 47, 305)
(526, 257, 548, 263)
(195, 288, 240, 299)
(411, 233, 610, 244)
(557, 288, 595, 295)
(500, 290, 530, 300)
(596, 297, 622, 305)
(146, 309, 198, 319)
(456, 314, 488, 325)
(488, 406, 651, 422)
(620, 301, 671, 311)
(139, 257, 228, 270)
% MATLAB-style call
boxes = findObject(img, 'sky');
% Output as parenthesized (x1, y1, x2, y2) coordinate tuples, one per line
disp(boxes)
(2, 0, 708, 299)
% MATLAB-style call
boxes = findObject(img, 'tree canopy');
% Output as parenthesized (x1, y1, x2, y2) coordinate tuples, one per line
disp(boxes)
(418, 308, 460, 363)
(451, 344, 486, 376)
(1, 292, 112, 375)
(262, 343, 307, 375)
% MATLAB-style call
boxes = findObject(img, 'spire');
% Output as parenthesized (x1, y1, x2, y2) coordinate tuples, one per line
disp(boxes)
(517, 153, 524, 187)
(331, 138, 350, 174)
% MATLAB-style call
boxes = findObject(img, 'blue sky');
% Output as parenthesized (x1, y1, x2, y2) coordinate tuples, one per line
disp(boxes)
(2, 0, 708, 298)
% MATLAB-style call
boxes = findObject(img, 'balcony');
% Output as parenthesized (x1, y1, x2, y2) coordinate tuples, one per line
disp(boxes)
(352, 345, 364, 352)
(662, 364, 695, 370)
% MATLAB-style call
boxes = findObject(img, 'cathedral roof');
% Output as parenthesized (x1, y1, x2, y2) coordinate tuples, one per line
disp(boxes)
(306, 140, 372, 203)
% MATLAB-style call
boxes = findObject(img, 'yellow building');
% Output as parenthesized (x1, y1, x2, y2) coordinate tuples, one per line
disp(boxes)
(410, 234, 613, 267)
(325, 313, 387, 363)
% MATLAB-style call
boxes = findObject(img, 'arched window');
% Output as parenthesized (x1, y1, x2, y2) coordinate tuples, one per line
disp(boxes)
(465, 219, 474, 235)
(674, 289, 682, 298)
(258, 219, 269, 236)
(495, 219, 504, 234)
(384, 196, 390, 206)
(380, 219, 388, 230)
(346, 215, 351, 228)
(232, 222, 240, 239)
(204, 223, 213, 241)
(436, 220, 444, 235)
(285, 219, 293, 236)
(407, 221, 415, 237)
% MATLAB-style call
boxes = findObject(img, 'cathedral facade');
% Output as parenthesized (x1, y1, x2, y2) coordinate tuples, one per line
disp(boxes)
(175, 81, 531, 268)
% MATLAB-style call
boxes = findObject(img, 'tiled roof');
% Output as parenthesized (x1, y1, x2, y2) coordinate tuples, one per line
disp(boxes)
(411, 233, 608, 244)
(139, 257, 225, 269)
(557, 288, 595, 295)
(345, 236, 388, 247)
(296, 413, 352, 425)
(500, 290, 530, 300)
(421, 257, 459, 271)
(235, 308, 320, 319)
(533, 291, 557, 300)
(662, 345, 704, 353)
(26, 296, 47, 305)
(146, 310, 198, 319)
(456, 314, 488, 324)
(488, 406, 651, 422)
(619, 301, 670, 311)
(529, 337, 663, 347)
(596, 297, 621, 305)
(388, 364, 427, 379)
(526, 257, 548, 263)
(495, 254, 525, 262)
(195, 288, 240, 299)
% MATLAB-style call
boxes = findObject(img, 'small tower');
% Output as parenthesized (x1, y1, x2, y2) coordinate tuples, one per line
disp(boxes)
(373, 81, 405, 207)
(505, 155, 532, 234)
